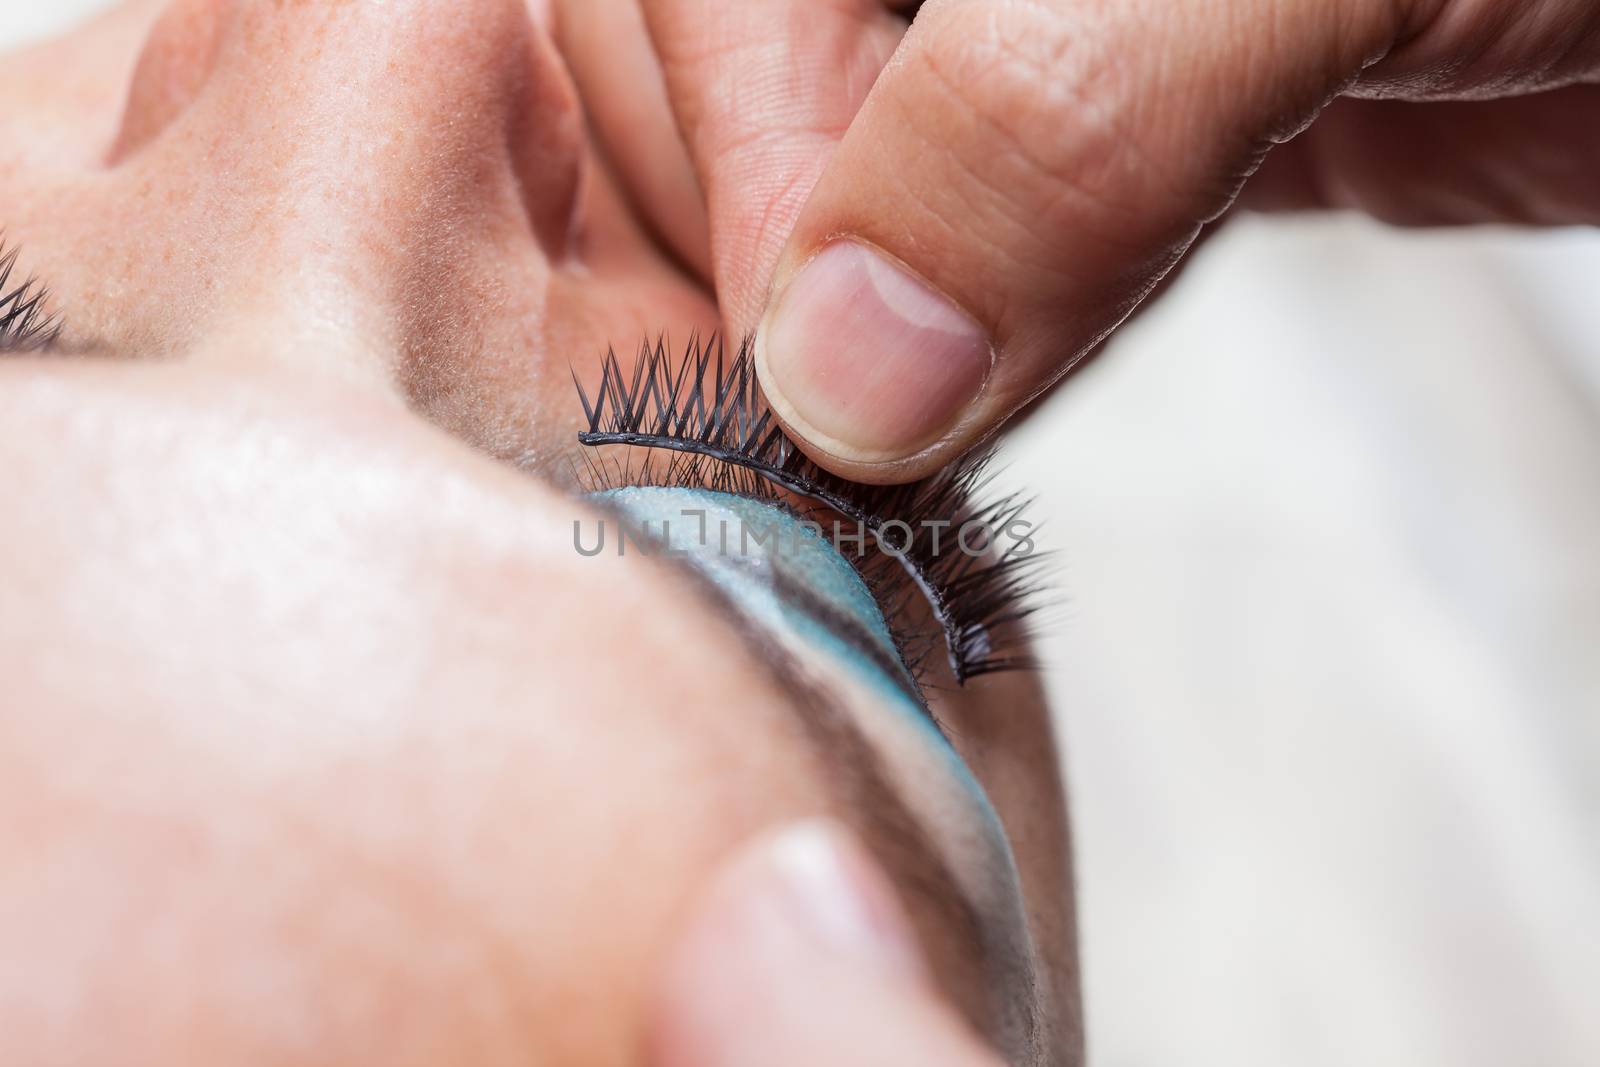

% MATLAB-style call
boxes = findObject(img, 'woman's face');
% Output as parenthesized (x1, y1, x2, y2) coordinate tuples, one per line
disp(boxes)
(0, 1, 1079, 1063)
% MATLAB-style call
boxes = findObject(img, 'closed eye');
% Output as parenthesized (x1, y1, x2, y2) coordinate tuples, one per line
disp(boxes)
(574, 334, 1050, 687)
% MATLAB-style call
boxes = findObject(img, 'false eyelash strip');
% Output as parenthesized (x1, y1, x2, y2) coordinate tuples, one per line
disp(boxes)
(0, 242, 61, 352)
(573, 334, 1048, 684)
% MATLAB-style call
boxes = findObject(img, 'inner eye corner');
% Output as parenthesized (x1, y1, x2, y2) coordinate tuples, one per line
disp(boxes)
(0, 240, 66, 355)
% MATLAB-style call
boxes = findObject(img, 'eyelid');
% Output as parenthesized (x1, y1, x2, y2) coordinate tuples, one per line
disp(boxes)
(589, 486, 948, 734)
(761, 562, 928, 708)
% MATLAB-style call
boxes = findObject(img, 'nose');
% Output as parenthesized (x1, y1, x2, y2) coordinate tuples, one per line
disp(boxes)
(111, 0, 585, 283)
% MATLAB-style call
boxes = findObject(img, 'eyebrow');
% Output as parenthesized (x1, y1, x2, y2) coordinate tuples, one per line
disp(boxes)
(650, 543, 1030, 1044)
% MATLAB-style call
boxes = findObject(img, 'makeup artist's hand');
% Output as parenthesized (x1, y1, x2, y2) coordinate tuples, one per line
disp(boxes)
(621, 0, 1600, 482)
(647, 819, 1007, 1067)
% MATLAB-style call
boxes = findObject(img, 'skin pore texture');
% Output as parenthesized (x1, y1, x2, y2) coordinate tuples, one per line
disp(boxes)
(0, 2, 1079, 1065)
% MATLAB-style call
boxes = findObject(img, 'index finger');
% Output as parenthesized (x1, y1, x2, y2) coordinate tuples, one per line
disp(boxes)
(639, 0, 908, 332)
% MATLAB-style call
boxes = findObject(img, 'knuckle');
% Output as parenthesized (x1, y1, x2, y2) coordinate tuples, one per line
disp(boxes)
(905, 0, 1212, 253)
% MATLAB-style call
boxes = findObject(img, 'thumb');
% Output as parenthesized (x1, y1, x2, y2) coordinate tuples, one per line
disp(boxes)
(751, 0, 1600, 483)
(646, 818, 1008, 1067)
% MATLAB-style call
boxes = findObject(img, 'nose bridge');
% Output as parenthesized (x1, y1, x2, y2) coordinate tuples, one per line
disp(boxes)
(246, 0, 579, 234)
(103, 0, 588, 379)
(121, 0, 583, 269)
(224, 0, 539, 140)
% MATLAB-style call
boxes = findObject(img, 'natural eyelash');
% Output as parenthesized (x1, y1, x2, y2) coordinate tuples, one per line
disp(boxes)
(0, 242, 62, 353)
(572, 333, 1049, 684)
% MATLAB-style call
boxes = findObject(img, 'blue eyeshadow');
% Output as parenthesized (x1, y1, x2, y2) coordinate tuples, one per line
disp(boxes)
(589, 485, 1011, 836)
(591, 486, 936, 733)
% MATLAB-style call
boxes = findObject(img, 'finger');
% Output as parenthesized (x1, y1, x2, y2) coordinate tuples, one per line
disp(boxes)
(1240, 88, 1600, 225)
(638, 0, 908, 333)
(751, 0, 1600, 482)
(553, 0, 713, 280)
(647, 819, 1008, 1067)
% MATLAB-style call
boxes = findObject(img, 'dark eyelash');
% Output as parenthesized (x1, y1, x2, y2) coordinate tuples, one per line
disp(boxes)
(0, 242, 62, 353)
(572, 333, 1049, 684)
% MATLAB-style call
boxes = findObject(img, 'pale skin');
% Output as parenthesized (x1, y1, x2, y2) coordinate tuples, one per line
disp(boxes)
(0, 2, 1073, 1066)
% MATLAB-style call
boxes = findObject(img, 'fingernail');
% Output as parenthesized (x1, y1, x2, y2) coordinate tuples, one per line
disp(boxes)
(741, 819, 929, 983)
(758, 241, 993, 462)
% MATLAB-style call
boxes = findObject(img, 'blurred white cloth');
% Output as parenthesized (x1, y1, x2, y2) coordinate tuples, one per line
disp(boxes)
(1010, 217, 1600, 1067)
(6, 5, 1598, 1066)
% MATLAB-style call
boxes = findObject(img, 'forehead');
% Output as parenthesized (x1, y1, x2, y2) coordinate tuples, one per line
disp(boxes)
(0, 365, 829, 1061)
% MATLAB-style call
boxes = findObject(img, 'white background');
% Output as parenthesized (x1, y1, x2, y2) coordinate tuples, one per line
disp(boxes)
(6, 4, 1597, 1065)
